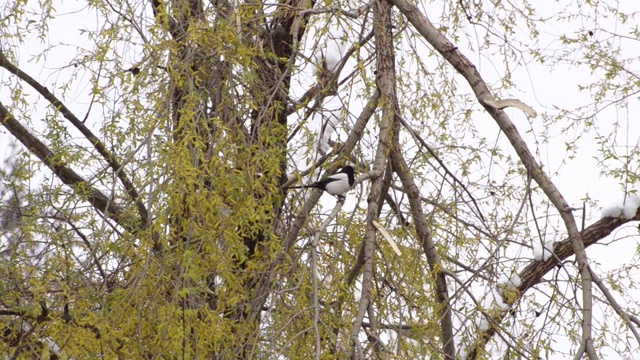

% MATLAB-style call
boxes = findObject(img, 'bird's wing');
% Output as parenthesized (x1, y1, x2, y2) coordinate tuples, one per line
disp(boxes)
(311, 176, 340, 187)
(322, 173, 351, 195)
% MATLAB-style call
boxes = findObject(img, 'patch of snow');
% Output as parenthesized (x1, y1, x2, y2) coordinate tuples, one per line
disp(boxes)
(459, 347, 469, 360)
(483, 288, 507, 310)
(622, 192, 640, 218)
(324, 39, 343, 73)
(532, 239, 554, 261)
(312, 25, 346, 76)
(498, 273, 522, 291)
(601, 202, 624, 218)
(601, 187, 640, 219)
(477, 317, 490, 331)
(509, 274, 522, 288)
(316, 96, 343, 154)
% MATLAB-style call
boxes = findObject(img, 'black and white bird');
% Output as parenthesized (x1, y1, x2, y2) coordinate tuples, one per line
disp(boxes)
(285, 166, 354, 196)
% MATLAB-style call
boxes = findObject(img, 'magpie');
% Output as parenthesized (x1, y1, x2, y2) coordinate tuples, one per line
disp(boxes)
(285, 166, 355, 196)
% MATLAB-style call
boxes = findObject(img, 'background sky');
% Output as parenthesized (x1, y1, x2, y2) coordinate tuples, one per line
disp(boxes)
(1, 0, 639, 358)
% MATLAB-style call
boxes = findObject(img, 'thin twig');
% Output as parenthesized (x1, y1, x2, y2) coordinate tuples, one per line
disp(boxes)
(395, 114, 486, 223)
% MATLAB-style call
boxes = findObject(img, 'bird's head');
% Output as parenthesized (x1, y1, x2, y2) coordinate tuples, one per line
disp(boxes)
(339, 165, 355, 175)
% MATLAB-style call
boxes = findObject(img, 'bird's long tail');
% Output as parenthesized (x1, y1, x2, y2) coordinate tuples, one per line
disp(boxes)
(283, 185, 314, 190)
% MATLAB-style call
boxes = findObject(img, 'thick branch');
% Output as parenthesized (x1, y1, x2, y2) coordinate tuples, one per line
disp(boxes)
(348, 2, 394, 357)
(471, 211, 640, 356)
(150, 0, 181, 38)
(391, 151, 456, 359)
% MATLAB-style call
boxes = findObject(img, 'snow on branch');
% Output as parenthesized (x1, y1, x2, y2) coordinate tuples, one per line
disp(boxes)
(601, 186, 640, 219)
(532, 239, 555, 261)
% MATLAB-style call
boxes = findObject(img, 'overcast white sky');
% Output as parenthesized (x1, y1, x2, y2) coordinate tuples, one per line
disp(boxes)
(1, 0, 639, 358)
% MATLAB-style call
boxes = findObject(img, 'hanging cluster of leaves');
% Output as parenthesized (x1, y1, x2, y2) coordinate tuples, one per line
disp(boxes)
(1, 0, 639, 359)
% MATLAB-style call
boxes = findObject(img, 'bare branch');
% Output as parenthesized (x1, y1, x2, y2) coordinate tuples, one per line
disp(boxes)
(349, 2, 394, 356)
(388, 0, 596, 357)
(395, 114, 486, 223)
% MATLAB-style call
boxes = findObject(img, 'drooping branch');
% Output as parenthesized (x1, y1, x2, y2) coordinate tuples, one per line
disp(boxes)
(395, 114, 485, 223)
(391, 147, 456, 359)
(590, 269, 640, 348)
(0, 303, 101, 343)
(0, 102, 137, 233)
(0, 50, 149, 227)
(371, 2, 456, 358)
